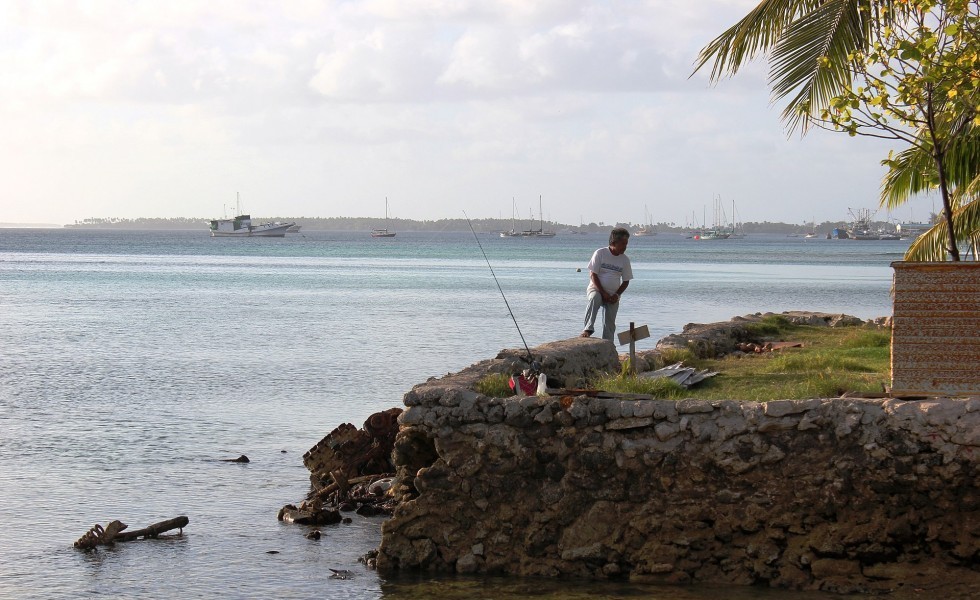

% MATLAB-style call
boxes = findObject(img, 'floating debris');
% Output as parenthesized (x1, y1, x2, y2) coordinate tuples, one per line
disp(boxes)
(74, 516, 189, 551)
(329, 568, 354, 580)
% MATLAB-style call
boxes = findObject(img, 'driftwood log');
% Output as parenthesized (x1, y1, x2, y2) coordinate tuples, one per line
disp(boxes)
(74, 516, 189, 550)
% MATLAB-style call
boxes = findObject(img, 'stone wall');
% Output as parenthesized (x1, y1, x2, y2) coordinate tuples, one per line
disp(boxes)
(377, 338, 980, 596)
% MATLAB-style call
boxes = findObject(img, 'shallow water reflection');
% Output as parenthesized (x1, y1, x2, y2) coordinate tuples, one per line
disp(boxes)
(380, 574, 841, 599)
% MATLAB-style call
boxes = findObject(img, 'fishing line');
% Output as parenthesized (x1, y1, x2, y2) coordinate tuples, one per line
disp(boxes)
(463, 211, 534, 364)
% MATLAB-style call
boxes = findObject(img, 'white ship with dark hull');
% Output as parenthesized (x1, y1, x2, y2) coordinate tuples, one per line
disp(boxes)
(210, 193, 293, 237)
(210, 215, 294, 237)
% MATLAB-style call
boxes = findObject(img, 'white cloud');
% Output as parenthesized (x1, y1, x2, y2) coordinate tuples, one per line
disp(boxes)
(0, 0, 901, 225)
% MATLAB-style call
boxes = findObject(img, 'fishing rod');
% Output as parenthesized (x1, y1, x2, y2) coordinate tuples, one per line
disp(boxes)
(463, 211, 535, 365)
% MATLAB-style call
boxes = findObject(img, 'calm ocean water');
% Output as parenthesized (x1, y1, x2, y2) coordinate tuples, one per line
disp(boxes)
(0, 228, 903, 599)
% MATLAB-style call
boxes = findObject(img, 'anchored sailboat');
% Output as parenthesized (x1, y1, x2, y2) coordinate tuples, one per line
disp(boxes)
(520, 196, 556, 238)
(371, 198, 396, 238)
(500, 198, 520, 237)
(634, 205, 656, 236)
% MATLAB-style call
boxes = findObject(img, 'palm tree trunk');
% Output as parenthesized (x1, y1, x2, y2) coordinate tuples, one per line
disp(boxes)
(926, 84, 960, 262)
(934, 154, 960, 261)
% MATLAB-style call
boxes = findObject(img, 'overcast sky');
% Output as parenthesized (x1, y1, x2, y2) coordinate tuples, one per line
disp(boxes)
(1, 0, 931, 227)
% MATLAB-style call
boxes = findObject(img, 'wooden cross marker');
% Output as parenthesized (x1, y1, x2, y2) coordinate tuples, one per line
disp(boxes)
(617, 322, 650, 375)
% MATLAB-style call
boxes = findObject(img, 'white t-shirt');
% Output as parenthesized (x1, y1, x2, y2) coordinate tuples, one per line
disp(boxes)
(587, 247, 633, 294)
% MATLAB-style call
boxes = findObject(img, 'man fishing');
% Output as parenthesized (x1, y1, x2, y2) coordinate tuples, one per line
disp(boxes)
(581, 227, 632, 342)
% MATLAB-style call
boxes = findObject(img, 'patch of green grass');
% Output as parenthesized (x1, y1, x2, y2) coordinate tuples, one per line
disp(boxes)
(655, 348, 696, 368)
(688, 372, 880, 402)
(475, 373, 513, 397)
(742, 314, 794, 337)
(591, 323, 891, 401)
(839, 329, 891, 348)
(593, 371, 687, 398)
(762, 351, 880, 374)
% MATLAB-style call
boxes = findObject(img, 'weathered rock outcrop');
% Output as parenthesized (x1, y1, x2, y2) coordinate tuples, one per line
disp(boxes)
(656, 311, 873, 358)
(435, 337, 620, 391)
(377, 338, 980, 596)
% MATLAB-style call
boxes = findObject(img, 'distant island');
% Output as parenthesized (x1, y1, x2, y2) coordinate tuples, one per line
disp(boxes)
(61, 216, 876, 235)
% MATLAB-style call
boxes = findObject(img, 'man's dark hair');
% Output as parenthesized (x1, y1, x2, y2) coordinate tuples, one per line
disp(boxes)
(609, 227, 630, 245)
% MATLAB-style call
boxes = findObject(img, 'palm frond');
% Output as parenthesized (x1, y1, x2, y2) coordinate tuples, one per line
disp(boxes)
(905, 197, 980, 260)
(880, 145, 934, 209)
(943, 126, 980, 190)
(693, 0, 821, 82)
(906, 219, 951, 261)
(879, 121, 980, 210)
(770, 0, 868, 131)
(695, 0, 908, 133)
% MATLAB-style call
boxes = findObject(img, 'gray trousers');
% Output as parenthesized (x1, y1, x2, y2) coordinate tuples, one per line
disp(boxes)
(584, 290, 619, 342)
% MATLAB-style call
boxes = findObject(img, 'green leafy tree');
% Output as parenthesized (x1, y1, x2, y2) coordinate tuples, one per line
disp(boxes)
(695, 0, 980, 260)
(818, 0, 980, 260)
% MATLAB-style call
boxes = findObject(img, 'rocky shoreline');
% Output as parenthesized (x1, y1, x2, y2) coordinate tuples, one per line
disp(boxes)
(297, 312, 980, 597)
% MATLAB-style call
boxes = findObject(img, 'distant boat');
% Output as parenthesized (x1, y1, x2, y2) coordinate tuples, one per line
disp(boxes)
(693, 195, 731, 240)
(840, 208, 903, 240)
(274, 222, 303, 233)
(372, 198, 396, 238)
(684, 213, 702, 238)
(210, 215, 293, 237)
(693, 229, 730, 240)
(896, 222, 931, 239)
(210, 194, 293, 237)
(634, 205, 656, 236)
(847, 208, 886, 240)
(803, 217, 817, 238)
(728, 199, 747, 239)
(519, 196, 556, 238)
(500, 198, 521, 237)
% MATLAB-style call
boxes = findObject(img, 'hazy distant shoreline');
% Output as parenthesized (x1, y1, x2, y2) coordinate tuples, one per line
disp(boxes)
(42, 216, 866, 235)
(0, 223, 64, 229)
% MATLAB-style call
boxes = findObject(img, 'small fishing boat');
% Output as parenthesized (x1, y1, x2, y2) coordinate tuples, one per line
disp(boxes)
(209, 194, 293, 237)
(210, 216, 293, 237)
(846, 208, 898, 240)
(372, 198, 396, 238)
